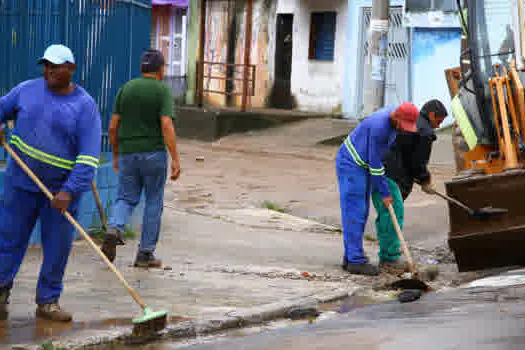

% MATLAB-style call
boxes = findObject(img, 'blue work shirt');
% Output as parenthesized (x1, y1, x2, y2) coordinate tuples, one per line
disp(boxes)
(0, 78, 101, 195)
(344, 106, 397, 198)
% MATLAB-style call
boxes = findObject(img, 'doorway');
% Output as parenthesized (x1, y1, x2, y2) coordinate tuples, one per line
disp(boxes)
(271, 14, 294, 109)
(153, 6, 188, 98)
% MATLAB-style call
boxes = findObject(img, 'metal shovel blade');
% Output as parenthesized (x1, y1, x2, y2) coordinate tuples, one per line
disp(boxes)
(470, 206, 509, 220)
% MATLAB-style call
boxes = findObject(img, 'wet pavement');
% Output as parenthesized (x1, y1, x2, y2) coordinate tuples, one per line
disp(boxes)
(173, 274, 525, 350)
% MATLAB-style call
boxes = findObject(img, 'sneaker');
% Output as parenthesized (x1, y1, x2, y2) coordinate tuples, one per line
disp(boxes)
(380, 258, 410, 274)
(0, 288, 10, 320)
(344, 262, 380, 276)
(36, 302, 72, 322)
(134, 251, 163, 268)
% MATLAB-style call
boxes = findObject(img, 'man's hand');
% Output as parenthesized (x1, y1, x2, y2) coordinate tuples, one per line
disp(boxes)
(382, 196, 394, 208)
(421, 181, 436, 194)
(112, 153, 119, 173)
(51, 192, 72, 213)
(171, 157, 181, 181)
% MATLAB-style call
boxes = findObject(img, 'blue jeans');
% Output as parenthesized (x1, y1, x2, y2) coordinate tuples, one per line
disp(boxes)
(0, 177, 79, 304)
(109, 151, 167, 253)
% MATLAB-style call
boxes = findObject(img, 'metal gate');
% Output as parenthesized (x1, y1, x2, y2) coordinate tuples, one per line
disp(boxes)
(356, 6, 410, 116)
(0, 0, 152, 157)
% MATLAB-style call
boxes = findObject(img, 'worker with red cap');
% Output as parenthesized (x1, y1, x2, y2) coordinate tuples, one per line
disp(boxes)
(336, 102, 419, 276)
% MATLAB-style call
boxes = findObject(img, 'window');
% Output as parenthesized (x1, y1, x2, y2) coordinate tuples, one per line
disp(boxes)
(308, 12, 337, 61)
(405, 0, 457, 12)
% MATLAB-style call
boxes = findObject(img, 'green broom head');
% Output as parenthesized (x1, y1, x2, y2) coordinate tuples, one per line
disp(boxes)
(132, 306, 168, 324)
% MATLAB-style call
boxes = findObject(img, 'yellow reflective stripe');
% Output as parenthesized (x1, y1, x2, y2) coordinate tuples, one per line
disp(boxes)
(344, 137, 386, 176)
(344, 137, 368, 168)
(76, 160, 99, 168)
(10, 140, 74, 170)
(77, 155, 99, 163)
(77, 155, 99, 168)
(10, 135, 75, 167)
(370, 169, 385, 176)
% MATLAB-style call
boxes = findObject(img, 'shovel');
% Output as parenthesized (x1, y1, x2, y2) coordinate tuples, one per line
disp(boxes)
(430, 189, 508, 220)
(386, 204, 430, 292)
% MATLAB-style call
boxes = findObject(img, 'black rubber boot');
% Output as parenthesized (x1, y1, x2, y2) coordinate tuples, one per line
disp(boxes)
(344, 262, 380, 276)
(134, 251, 163, 268)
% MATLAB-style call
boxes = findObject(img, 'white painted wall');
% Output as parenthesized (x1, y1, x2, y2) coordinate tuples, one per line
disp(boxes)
(275, 0, 348, 113)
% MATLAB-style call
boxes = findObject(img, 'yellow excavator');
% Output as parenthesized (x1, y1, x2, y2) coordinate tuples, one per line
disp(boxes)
(445, 0, 525, 272)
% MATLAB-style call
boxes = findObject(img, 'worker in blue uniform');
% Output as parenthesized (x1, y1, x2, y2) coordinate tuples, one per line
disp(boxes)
(336, 103, 419, 276)
(0, 45, 101, 322)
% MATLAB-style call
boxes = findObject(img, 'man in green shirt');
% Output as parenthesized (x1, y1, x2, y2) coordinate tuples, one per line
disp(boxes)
(102, 49, 181, 267)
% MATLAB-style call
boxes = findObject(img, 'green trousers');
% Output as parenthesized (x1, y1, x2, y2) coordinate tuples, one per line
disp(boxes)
(371, 177, 403, 262)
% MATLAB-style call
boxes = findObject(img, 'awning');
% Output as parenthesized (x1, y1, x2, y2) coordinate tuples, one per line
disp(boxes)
(152, 0, 188, 7)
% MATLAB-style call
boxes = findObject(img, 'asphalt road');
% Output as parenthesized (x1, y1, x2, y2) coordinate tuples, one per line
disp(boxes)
(176, 279, 525, 350)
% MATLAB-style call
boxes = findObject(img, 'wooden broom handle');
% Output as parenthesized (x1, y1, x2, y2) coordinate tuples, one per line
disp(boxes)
(387, 204, 416, 275)
(3, 142, 147, 310)
(91, 181, 108, 231)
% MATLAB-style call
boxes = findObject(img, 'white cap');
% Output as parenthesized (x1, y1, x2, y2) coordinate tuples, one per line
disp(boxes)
(38, 44, 75, 65)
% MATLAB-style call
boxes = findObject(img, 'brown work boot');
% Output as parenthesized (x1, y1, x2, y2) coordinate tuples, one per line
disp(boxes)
(380, 258, 410, 274)
(0, 288, 10, 320)
(36, 302, 72, 322)
(134, 251, 163, 268)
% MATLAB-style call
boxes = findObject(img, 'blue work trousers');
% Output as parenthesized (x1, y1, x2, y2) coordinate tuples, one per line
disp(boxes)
(109, 151, 167, 253)
(336, 144, 370, 264)
(0, 179, 79, 304)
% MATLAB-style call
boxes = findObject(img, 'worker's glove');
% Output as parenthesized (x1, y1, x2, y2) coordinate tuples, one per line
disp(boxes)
(420, 181, 436, 194)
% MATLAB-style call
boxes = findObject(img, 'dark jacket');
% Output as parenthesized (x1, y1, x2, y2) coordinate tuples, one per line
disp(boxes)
(383, 108, 437, 200)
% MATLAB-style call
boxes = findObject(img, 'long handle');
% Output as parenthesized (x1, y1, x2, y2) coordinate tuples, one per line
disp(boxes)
(431, 189, 473, 214)
(387, 204, 416, 275)
(3, 142, 147, 310)
(91, 181, 108, 232)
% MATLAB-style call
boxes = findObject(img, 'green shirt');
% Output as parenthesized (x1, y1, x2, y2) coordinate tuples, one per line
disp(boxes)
(113, 77, 174, 154)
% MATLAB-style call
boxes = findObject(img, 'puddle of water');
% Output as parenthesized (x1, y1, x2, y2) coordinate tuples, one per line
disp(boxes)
(0, 315, 191, 345)
(318, 295, 380, 314)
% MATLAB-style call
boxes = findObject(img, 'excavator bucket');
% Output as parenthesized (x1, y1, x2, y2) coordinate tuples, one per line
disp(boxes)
(446, 171, 525, 272)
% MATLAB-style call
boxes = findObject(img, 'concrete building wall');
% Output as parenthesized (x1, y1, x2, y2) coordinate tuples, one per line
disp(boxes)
(275, 0, 348, 113)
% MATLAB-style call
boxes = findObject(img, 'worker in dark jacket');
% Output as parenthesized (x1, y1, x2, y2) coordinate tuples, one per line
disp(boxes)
(370, 99, 448, 271)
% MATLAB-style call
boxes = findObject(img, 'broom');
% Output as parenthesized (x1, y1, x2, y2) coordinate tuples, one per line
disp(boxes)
(2, 140, 167, 335)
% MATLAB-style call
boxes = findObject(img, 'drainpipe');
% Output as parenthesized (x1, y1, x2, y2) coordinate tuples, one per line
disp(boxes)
(241, 0, 253, 112)
(362, 0, 389, 115)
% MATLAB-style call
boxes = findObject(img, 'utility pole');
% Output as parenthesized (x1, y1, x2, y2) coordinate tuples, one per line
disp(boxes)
(362, 0, 389, 116)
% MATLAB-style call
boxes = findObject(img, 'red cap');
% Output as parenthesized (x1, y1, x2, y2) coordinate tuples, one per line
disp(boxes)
(394, 102, 419, 132)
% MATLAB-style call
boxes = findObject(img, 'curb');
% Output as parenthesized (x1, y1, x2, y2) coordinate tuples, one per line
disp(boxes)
(22, 288, 356, 350)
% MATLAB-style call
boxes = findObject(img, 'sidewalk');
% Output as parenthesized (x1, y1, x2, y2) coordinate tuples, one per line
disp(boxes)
(2, 207, 381, 349)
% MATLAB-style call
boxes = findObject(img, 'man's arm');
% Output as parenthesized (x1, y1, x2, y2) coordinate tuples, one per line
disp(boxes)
(410, 134, 434, 186)
(161, 117, 180, 180)
(53, 100, 102, 212)
(0, 82, 25, 124)
(159, 84, 180, 180)
(368, 134, 391, 198)
(109, 114, 121, 173)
